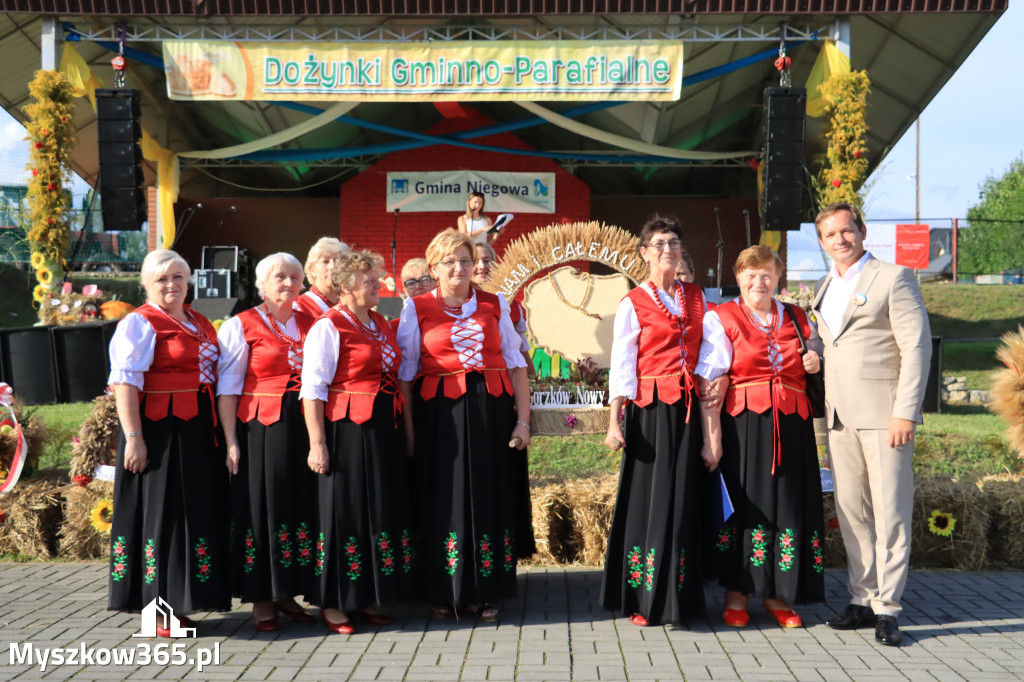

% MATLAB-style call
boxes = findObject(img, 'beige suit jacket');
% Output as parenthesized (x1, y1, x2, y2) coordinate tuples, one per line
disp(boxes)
(813, 256, 932, 430)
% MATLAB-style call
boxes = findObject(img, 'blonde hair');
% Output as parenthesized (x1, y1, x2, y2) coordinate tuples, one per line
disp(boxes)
(332, 250, 384, 294)
(255, 252, 303, 300)
(425, 228, 475, 266)
(401, 257, 429, 282)
(141, 249, 190, 287)
(733, 245, 783, 277)
(475, 242, 497, 261)
(304, 237, 350, 283)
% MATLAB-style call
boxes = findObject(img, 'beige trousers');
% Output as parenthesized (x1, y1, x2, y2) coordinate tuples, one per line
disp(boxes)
(827, 415, 914, 617)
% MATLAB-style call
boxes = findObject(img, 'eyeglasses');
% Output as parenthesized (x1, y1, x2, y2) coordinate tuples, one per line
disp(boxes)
(646, 239, 683, 251)
(403, 275, 435, 289)
(437, 258, 475, 270)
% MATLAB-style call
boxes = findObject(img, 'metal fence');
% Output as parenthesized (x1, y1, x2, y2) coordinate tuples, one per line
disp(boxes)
(785, 219, 1018, 284)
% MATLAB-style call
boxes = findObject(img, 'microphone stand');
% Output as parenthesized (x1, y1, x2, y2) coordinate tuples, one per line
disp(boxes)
(170, 203, 201, 251)
(743, 209, 752, 248)
(391, 208, 400, 298)
(714, 207, 725, 302)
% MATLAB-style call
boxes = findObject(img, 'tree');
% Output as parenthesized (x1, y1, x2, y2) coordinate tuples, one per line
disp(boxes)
(961, 156, 1024, 275)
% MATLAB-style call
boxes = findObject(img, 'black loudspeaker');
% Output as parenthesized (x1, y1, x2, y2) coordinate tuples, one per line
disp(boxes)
(96, 88, 146, 232)
(0, 327, 58, 405)
(761, 87, 807, 231)
(52, 321, 117, 403)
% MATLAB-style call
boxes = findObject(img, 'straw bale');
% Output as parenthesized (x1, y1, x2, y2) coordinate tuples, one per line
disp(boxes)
(532, 407, 609, 436)
(563, 474, 618, 566)
(0, 467, 67, 559)
(528, 482, 574, 565)
(68, 393, 118, 478)
(59, 480, 114, 559)
(990, 326, 1024, 457)
(0, 402, 47, 475)
(910, 476, 989, 570)
(976, 473, 1024, 568)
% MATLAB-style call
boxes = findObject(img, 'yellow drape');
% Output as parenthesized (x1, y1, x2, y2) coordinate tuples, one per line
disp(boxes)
(805, 41, 851, 118)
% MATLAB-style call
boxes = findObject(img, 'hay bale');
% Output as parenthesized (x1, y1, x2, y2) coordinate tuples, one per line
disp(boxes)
(529, 482, 574, 565)
(977, 473, 1024, 569)
(0, 402, 47, 476)
(59, 480, 114, 559)
(531, 407, 609, 436)
(0, 468, 67, 559)
(911, 476, 989, 570)
(563, 474, 618, 566)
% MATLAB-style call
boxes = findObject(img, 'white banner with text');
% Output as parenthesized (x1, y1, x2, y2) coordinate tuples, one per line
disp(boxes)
(386, 171, 556, 213)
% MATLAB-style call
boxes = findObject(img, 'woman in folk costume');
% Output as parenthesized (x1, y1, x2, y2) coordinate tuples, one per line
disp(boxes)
(600, 215, 710, 627)
(302, 250, 416, 634)
(470, 240, 536, 561)
(697, 245, 825, 628)
(107, 249, 229, 635)
(216, 252, 318, 632)
(397, 228, 531, 622)
(293, 237, 349, 318)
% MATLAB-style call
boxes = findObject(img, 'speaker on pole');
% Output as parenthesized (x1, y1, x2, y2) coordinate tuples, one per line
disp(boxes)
(96, 88, 146, 232)
(761, 87, 806, 231)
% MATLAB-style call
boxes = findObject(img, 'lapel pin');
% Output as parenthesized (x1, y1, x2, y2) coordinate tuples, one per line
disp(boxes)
(851, 293, 867, 306)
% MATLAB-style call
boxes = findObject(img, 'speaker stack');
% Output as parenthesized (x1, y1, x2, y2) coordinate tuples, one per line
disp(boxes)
(190, 246, 253, 321)
(96, 88, 146, 232)
(761, 87, 807, 231)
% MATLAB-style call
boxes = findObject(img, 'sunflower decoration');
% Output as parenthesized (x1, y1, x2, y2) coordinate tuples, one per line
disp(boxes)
(928, 510, 956, 538)
(89, 497, 113, 533)
(32, 284, 50, 304)
(30, 252, 46, 269)
(35, 266, 54, 286)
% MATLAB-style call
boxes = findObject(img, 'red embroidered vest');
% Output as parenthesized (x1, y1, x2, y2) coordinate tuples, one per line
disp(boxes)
(323, 307, 401, 424)
(626, 282, 704, 407)
(236, 308, 314, 426)
(412, 290, 513, 401)
(293, 291, 328, 318)
(715, 300, 813, 419)
(132, 304, 218, 422)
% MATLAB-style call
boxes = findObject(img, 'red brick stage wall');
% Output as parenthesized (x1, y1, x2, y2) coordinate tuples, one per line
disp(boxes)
(338, 112, 591, 294)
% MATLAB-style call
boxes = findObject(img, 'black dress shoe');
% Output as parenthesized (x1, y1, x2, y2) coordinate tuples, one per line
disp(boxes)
(826, 604, 876, 630)
(875, 615, 902, 646)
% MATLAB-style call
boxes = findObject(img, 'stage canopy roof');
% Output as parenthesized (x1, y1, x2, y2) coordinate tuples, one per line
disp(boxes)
(0, 1, 1008, 204)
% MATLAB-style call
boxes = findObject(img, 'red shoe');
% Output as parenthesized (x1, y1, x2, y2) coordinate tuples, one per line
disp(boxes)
(156, 616, 196, 638)
(767, 608, 802, 628)
(320, 609, 356, 635)
(253, 615, 278, 632)
(358, 610, 394, 626)
(275, 602, 315, 623)
(723, 608, 750, 627)
(630, 613, 649, 627)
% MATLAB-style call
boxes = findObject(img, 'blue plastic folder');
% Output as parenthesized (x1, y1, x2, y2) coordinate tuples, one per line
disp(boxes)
(714, 470, 735, 526)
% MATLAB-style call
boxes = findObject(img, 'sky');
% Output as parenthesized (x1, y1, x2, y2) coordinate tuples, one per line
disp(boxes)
(2, 9, 1021, 220)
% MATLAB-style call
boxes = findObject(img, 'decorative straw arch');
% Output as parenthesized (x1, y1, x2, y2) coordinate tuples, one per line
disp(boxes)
(483, 221, 646, 299)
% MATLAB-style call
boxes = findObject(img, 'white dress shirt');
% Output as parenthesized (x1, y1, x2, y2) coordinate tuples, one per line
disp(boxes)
(819, 251, 871, 338)
(216, 308, 300, 397)
(108, 303, 210, 390)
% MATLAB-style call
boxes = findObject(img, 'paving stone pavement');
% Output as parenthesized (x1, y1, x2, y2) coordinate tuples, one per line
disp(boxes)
(2, 563, 1024, 681)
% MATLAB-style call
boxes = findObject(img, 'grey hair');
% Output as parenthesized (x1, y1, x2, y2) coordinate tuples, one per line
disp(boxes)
(255, 252, 304, 300)
(141, 249, 191, 287)
(304, 237, 350, 283)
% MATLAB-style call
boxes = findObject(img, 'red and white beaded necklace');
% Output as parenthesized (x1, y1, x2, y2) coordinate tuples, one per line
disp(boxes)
(644, 280, 687, 325)
(738, 297, 777, 335)
(261, 305, 304, 352)
(337, 304, 385, 343)
(435, 288, 470, 318)
(153, 304, 210, 344)
(308, 285, 333, 309)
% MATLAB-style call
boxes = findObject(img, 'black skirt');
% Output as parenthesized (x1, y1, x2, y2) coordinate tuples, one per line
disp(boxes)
(713, 409, 825, 605)
(229, 391, 319, 604)
(108, 389, 231, 615)
(413, 372, 526, 606)
(317, 390, 417, 611)
(599, 388, 709, 625)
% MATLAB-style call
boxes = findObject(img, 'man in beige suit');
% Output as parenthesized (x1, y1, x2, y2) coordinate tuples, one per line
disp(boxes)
(813, 203, 931, 647)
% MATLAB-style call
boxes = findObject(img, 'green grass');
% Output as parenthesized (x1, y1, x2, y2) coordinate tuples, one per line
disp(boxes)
(528, 434, 620, 483)
(922, 283, 1024, 340)
(914, 404, 1018, 479)
(30, 402, 94, 471)
(942, 340, 1003, 390)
